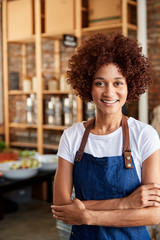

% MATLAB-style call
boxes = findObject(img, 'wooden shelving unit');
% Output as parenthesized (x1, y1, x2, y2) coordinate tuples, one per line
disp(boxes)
(43, 144, 59, 150)
(2, 0, 137, 154)
(9, 123, 37, 129)
(43, 90, 73, 95)
(9, 90, 37, 95)
(43, 125, 66, 131)
(10, 142, 37, 148)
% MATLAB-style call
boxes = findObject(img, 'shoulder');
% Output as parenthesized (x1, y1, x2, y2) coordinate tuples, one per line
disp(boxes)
(128, 117, 157, 135)
(63, 121, 85, 136)
(127, 117, 160, 167)
(58, 121, 86, 164)
(128, 117, 160, 150)
(128, 117, 160, 159)
(61, 121, 85, 145)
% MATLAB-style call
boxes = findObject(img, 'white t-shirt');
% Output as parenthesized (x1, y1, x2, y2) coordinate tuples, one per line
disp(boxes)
(57, 117, 160, 182)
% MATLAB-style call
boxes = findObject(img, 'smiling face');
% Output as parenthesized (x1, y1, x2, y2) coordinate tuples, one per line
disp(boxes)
(91, 63, 128, 117)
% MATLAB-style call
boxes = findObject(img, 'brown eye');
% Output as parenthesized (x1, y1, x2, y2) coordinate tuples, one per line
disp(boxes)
(95, 82, 105, 86)
(115, 82, 123, 86)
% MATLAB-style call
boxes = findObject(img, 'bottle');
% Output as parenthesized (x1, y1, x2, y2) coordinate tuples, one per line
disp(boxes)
(14, 100, 26, 123)
(71, 94, 77, 124)
(55, 97, 62, 125)
(48, 78, 58, 90)
(63, 97, 73, 126)
(26, 95, 34, 124)
(30, 94, 37, 124)
(47, 97, 56, 125)
(23, 76, 32, 92)
(32, 76, 37, 92)
(60, 73, 66, 91)
(60, 73, 71, 91)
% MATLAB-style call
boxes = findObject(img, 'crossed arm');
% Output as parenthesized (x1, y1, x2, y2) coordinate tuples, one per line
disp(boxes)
(51, 149, 160, 227)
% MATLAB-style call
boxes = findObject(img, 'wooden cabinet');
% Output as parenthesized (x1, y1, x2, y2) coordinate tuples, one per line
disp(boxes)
(2, 0, 137, 154)
(7, 0, 34, 41)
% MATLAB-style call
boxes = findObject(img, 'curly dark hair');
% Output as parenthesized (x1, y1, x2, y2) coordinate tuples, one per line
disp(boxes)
(67, 33, 152, 102)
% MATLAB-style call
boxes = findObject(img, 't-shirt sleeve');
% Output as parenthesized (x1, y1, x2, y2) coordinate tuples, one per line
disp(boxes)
(138, 125, 160, 163)
(57, 131, 74, 164)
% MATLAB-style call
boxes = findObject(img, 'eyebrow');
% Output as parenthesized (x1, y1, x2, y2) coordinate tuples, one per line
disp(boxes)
(93, 77, 104, 80)
(115, 77, 125, 80)
(93, 77, 125, 81)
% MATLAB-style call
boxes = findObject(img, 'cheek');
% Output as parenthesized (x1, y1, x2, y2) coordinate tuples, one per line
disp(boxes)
(91, 87, 99, 99)
(120, 86, 128, 98)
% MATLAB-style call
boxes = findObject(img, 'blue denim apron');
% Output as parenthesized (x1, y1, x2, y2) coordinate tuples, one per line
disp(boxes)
(70, 116, 150, 240)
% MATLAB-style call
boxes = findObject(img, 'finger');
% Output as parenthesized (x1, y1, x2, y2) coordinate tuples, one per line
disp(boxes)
(143, 183, 160, 190)
(52, 209, 65, 216)
(138, 185, 160, 196)
(151, 189, 160, 196)
(149, 190, 160, 195)
(148, 201, 160, 207)
(144, 189, 160, 197)
(54, 212, 64, 217)
(51, 205, 64, 212)
(148, 195, 160, 202)
(53, 214, 64, 221)
(73, 198, 78, 202)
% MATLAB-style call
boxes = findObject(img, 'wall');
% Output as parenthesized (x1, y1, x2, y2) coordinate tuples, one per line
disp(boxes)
(0, 4, 3, 126)
(147, 0, 160, 122)
(126, 1, 160, 122)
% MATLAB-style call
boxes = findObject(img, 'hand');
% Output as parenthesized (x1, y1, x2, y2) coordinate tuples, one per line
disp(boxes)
(51, 198, 87, 225)
(123, 183, 160, 209)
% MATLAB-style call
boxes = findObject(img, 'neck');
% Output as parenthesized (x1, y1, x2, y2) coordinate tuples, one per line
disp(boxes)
(92, 113, 123, 135)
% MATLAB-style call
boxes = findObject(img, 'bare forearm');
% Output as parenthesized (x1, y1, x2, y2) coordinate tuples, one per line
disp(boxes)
(83, 182, 160, 211)
(53, 171, 72, 205)
(85, 206, 160, 227)
(53, 186, 72, 205)
(83, 198, 126, 211)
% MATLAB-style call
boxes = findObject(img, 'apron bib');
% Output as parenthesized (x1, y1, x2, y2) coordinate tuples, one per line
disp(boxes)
(70, 115, 150, 240)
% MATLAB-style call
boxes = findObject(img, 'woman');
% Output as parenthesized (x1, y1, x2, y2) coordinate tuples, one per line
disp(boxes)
(51, 33, 160, 239)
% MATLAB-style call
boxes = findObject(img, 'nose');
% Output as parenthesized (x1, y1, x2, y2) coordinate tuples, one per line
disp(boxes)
(102, 83, 115, 98)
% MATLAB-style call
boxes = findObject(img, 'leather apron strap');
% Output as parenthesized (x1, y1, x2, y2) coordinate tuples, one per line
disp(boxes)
(122, 114, 133, 169)
(74, 115, 133, 169)
(74, 119, 95, 162)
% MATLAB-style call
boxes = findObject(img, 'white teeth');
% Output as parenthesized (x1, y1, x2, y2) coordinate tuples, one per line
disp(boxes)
(102, 100, 117, 104)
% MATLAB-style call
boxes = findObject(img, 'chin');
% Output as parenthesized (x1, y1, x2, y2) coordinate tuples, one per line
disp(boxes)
(100, 108, 122, 116)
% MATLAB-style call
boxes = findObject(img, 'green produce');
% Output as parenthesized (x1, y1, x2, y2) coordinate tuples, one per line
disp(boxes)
(10, 158, 39, 170)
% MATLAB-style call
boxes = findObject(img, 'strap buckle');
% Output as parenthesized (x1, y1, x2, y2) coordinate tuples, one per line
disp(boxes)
(74, 151, 83, 162)
(123, 149, 133, 169)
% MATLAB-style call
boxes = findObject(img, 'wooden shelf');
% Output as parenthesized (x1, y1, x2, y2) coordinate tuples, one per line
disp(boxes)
(82, 23, 123, 34)
(43, 125, 67, 131)
(43, 144, 59, 150)
(127, 23, 137, 31)
(9, 123, 68, 131)
(9, 90, 37, 95)
(82, 22, 137, 35)
(9, 123, 37, 129)
(42, 29, 75, 39)
(10, 142, 37, 148)
(43, 90, 73, 95)
(7, 35, 35, 43)
(128, 0, 137, 6)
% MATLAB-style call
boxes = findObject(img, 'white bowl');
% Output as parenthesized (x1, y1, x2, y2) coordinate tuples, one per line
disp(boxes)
(0, 161, 42, 180)
(38, 154, 58, 171)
